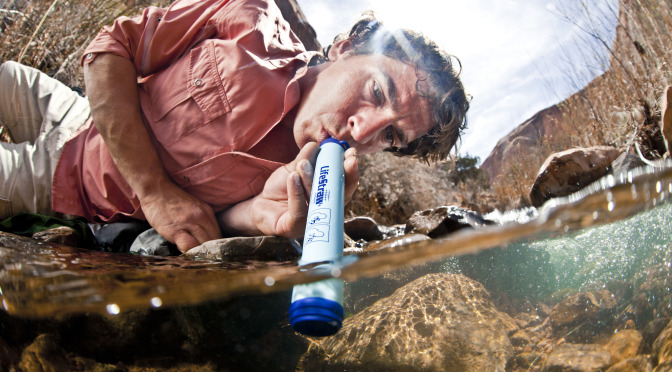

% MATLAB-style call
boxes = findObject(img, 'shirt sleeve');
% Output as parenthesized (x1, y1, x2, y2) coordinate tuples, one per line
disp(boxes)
(81, 0, 230, 76)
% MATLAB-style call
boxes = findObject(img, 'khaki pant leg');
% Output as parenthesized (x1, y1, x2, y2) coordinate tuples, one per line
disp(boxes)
(0, 61, 90, 219)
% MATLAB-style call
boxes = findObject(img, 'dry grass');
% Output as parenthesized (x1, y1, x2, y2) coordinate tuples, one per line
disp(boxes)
(0, 0, 171, 87)
(486, 0, 672, 211)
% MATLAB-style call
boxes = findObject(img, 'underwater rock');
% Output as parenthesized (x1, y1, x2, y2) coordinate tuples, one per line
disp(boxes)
(507, 352, 543, 370)
(603, 329, 643, 365)
(652, 319, 672, 365)
(19, 333, 70, 372)
(298, 273, 514, 372)
(0, 335, 19, 370)
(343, 249, 438, 314)
(642, 318, 671, 353)
(344, 216, 383, 241)
(540, 343, 611, 372)
(549, 290, 618, 342)
(184, 236, 301, 261)
(529, 146, 622, 207)
(404, 205, 495, 238)
(605, 355, 653, 372)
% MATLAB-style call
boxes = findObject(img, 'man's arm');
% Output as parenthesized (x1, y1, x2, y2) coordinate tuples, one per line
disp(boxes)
(84, 53, 221, 253)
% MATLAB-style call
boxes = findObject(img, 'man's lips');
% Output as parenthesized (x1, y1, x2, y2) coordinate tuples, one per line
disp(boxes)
(317, 127, 330, 143)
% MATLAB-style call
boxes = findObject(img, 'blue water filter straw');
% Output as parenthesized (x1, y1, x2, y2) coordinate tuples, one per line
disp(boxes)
(289, 137, 349, 337)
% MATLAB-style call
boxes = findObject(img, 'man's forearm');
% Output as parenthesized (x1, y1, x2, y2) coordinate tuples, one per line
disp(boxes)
(84, 53, 172, 199)
(217, 198, 263, 236)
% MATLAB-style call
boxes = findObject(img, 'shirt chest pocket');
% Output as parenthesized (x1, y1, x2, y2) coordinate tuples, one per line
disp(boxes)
(146, 41, 232, 147)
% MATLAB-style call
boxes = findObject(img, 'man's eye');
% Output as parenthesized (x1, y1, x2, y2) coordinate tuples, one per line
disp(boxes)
(385, 126, 395, 146)
(373, 81, 384, 103)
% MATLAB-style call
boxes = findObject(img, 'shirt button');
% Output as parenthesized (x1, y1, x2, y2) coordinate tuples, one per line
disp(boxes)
(194, 79, 203, 87)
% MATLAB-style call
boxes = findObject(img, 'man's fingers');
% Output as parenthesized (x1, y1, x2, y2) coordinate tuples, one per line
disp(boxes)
(288, 142, 319, 170)
(173, 229, 200, 254)
(297, 159, 314, 199)
(284, 172, 308, 237)
(343, 147, 359, 202)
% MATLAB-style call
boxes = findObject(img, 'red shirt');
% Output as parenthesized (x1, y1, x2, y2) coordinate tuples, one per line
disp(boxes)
(52, 0, 316, 223)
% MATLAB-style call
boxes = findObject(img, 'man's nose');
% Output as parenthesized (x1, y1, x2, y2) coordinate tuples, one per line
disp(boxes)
(348, 112, 388, 144)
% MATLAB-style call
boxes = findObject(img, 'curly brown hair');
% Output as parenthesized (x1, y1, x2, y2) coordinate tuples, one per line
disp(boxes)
(325, 12, 470, 163)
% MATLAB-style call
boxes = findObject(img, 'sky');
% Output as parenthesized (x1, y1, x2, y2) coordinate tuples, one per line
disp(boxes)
(295, 0, 619, 162)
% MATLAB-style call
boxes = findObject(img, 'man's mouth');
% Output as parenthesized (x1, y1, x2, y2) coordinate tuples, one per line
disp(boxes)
(317, 127, 330, 143)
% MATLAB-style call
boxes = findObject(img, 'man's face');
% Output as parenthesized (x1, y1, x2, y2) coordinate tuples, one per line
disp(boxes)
(292, 49, 433, 155)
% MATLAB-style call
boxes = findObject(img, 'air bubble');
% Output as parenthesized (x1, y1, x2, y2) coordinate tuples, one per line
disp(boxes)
(106, 303, 120, 315)
(150, 297, 162, 308)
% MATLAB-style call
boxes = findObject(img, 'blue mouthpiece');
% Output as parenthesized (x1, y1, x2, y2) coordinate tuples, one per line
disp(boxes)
(320, 137, 349, 150)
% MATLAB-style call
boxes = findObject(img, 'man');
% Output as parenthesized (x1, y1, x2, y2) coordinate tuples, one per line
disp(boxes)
(0, 0, 469, 253)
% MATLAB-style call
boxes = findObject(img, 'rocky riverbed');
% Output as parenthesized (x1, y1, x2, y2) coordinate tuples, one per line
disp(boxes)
(2, 205, 672, 371)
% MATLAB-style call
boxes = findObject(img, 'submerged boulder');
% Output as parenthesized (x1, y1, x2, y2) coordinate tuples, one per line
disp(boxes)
(540, 343, 611, 372)
(297, 273, 514, 371)
(550, 289, 618, 342)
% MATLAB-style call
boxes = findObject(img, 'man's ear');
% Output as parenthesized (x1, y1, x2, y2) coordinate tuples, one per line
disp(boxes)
(327, 38, 354, 61)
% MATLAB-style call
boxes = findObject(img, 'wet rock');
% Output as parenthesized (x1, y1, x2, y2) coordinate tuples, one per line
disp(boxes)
(550, 290, 618, 342)
(617, 293, 654, 329)
(541, 343, 611, 372)
(344, 216, 383, 241)
(298, 273, 514, 371)
(605, 355, 653, 372)
(343, 253, 439, 314)
(654, 360, 672, 372)
(70, 356, 126, 372)
(610, 152, 648, 176)
(642, 318, 671, 353)
(185, 236, 301, 261)
(510, 329, 532, 347)
(606, 280, 635, 302)
(529, 146, 622, 207)
(19, 333, 70, 372)
(508, 352, 543, 370)
(404, 205, 495, 238)
(31, 226, 82, 247)
(0, 335, 20, 371)
(652, 319, 672, 365)
(58, 309, 155, 362)
(603, 329, 643, 365)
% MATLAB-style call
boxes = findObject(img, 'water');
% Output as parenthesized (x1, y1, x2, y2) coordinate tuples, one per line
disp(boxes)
(0, 162, 670, 320)
(1, 162, 672, 369)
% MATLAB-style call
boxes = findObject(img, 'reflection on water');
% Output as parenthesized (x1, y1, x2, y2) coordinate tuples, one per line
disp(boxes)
(1, 162, 672, 319)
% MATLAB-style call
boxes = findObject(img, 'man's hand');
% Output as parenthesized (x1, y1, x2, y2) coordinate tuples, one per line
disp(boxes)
(140, 181, 221, 253)
(217, 142, 359, 238)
